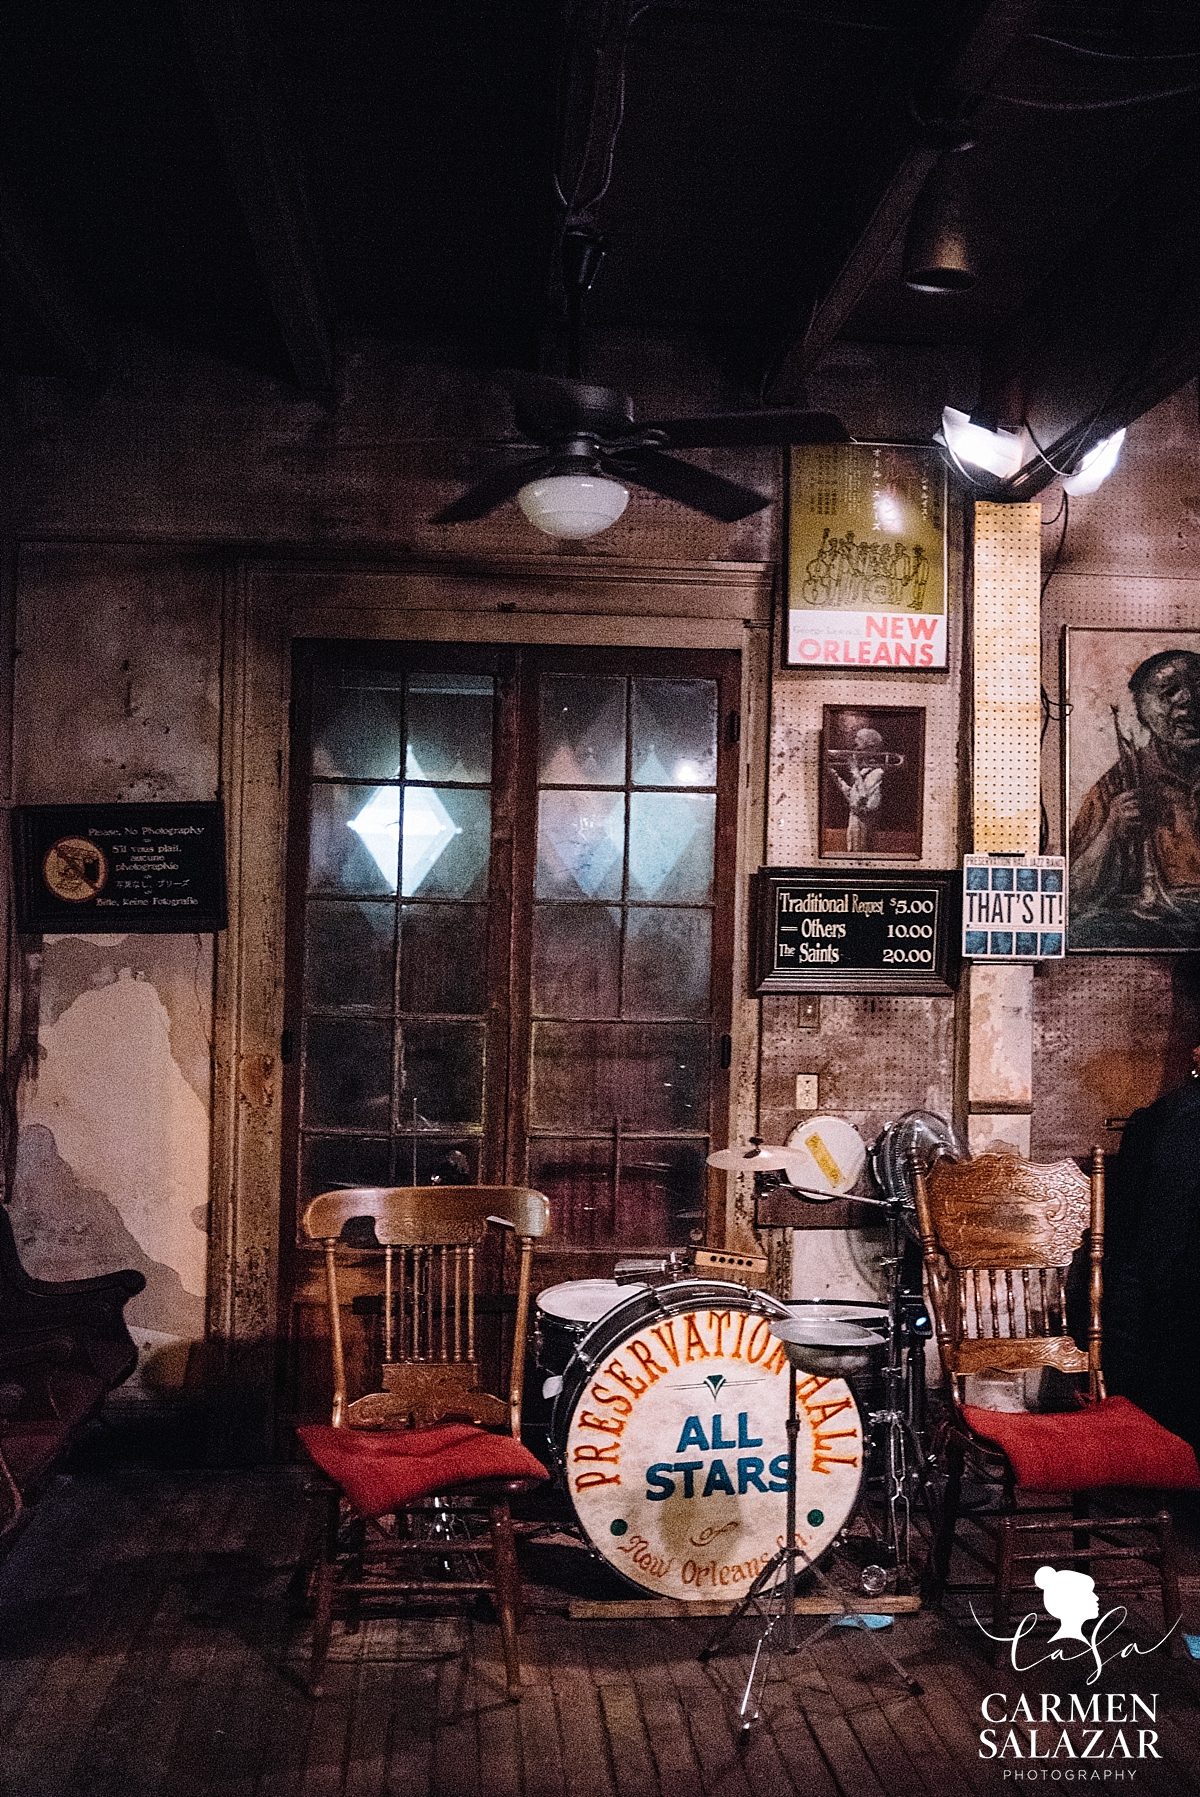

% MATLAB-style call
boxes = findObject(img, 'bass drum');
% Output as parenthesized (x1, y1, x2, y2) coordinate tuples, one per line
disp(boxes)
(551, 1279, 863, 1603)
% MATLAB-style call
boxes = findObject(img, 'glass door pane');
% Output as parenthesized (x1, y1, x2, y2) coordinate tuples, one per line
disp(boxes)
(286, 653, 506, 1227)
(519, 659, 735, 1253)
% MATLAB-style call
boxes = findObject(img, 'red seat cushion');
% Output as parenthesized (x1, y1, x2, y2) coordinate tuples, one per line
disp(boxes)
(961, 1396, 1200, 1492)
(0, 1421, 71, 1486)
(296, 1421, 549, 1519)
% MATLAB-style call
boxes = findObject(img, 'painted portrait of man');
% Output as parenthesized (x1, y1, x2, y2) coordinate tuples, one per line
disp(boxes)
(1066, 634, 1200, 950)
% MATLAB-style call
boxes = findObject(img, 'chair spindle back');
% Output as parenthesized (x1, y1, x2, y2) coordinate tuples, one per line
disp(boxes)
(911, 1149, 1106, 1405)
(301, 1186, 551, 1433)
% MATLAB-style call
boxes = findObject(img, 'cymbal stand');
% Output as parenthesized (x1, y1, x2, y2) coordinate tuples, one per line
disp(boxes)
(864, 1193, 938, 1578)
(699, 1357, 923, 1733)
(757, 1173, 936, 1576)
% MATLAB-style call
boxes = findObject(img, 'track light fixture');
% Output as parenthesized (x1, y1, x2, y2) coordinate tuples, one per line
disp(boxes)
(939, 406, 1029, 480)
(1061, 428, 1125, 496)
(902, 151, 977, 294)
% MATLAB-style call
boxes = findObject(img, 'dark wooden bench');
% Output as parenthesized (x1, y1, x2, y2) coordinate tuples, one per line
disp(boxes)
(0, 1203, 145, 1538)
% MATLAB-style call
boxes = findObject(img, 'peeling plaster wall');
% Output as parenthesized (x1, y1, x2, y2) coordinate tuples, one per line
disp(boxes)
(11, 544, 221, 1395)
(1034, 383, 1200, 1156)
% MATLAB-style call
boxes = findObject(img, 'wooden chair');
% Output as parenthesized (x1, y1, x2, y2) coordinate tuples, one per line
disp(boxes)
(912, 1147, 1200, 1637)
(0, 1203, 146, 1547)
(296, 1186, 551, 1699)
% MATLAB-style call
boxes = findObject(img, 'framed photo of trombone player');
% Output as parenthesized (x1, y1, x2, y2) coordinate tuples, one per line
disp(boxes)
(1063, 627, 1200, 951)
(819, 704, 925, 859)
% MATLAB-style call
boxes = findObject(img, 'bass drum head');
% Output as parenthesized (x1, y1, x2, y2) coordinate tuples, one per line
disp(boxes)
(552, 1280, 863, 1603)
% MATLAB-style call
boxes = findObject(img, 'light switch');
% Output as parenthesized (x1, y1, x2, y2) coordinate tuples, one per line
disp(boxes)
(795, 1074, 819, 1111)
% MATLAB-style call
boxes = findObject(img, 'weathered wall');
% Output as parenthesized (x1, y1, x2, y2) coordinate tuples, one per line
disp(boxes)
(1035, 381, 1200, 1155)
(2, 332, 1185, 1422)
(10, 543, 221, 1395)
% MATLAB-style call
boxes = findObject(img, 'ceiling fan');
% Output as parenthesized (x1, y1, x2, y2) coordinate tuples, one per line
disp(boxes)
(433, 371, 852, 538)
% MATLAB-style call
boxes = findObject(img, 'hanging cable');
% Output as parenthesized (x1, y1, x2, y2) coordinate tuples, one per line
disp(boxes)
(986, 81, 1200, 109)
(1030, 35, 1200, 63)
(1038, 493, 1070, 853)
(1025, 419, 1078, 481)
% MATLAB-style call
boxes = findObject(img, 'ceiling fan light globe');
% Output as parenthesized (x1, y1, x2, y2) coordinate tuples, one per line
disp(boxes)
(516, 473, 629, 538)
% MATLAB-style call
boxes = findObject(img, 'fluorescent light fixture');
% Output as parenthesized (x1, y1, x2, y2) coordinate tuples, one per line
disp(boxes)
(517, 473, 630, 539)
(940, 406, 1029, 480)
(1061, 428, 1125, 496)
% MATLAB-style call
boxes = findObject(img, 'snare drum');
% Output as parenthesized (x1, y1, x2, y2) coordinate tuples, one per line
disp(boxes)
(551, 1280, 863, 1602)
(535, 1281, 645, 1394)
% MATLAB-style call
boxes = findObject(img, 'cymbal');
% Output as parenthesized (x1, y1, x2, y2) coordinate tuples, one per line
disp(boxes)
(706, 1143, 793, 1172)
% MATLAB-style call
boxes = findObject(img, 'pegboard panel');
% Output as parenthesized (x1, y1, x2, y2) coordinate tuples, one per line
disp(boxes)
(1023, 388, 1200, 1157)
(1052, 383, 1200, 580)
(767, 494, 964, 868)
(758, 992, 956, 1158)
(1032, 954, 1198, 1158)
(973, 501, 1041, 854)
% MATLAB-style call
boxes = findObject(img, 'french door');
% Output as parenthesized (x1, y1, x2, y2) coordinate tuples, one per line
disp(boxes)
(281, 640, 740, 1300)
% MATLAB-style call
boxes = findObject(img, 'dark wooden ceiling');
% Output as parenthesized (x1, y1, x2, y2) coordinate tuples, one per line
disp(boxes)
(2, 1, 1200, 473)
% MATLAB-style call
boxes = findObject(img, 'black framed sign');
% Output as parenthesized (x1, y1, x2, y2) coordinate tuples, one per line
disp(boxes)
(752, 867, 959, 994)
(14, 803, 227, 933)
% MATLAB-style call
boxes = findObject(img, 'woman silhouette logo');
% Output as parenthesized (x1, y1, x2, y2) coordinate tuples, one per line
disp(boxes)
(1034, 1566, 1100, 1642)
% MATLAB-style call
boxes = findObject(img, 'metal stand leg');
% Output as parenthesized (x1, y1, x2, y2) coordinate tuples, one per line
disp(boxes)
(700, 1364, 924, 1731)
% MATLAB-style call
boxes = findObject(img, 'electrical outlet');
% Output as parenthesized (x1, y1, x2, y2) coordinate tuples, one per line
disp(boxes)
(795, 1074, 819, 1111)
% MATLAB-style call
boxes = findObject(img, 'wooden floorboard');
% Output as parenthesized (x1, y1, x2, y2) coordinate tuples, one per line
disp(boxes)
(1, 1473, 236, 1797)
(2, 1467, 1199, 1797)
(543, 1614, 617, 1797)
(473, 1618, 524, 1797)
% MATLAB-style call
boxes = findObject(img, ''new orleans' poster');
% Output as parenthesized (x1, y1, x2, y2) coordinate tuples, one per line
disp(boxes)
(787, 443, 947, 670)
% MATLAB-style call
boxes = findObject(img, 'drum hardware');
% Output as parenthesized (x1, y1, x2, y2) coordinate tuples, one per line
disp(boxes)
(699, 1337, 924, 1732)
(759, 1177, 936, 1576)
(719, 1109, 961, 1572)
(546, 1278, 863, 1606)
(613, 1251, 691, 1284)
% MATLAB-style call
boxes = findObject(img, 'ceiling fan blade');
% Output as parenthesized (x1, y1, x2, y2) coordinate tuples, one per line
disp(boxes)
(640, 409, 851, 449)
(432, 453, 561, 523)
(604, 448, 769, 522)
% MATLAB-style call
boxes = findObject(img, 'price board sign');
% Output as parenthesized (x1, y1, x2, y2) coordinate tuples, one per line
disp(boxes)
(751, 867, 959, 994)
(14, 802, 227, 933)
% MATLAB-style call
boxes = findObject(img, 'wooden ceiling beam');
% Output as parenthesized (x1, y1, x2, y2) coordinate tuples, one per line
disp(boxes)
(764, 0, 1046, 405)
(179, 0, 334, 393)
(0, 187, 106, 378)
(986, 113, 1200, 501)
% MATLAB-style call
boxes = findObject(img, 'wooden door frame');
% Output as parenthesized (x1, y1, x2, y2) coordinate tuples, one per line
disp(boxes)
(208, 554, 772, 1456)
